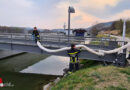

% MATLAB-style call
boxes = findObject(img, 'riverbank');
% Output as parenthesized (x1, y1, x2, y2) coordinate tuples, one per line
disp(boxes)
(0, 53, 58, 90)
(0, 53, 49, 72)
(51, 60, 130, 90)
(0, 50, 23, 60)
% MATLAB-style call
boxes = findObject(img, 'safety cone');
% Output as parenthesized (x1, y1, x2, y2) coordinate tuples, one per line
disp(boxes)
(0, 78, 4, 87)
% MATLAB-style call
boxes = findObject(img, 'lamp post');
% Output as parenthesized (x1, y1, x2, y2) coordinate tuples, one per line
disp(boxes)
(68, 6, 75, 43)
(122, 19, 126, 46)
(122, 19, 126, 45)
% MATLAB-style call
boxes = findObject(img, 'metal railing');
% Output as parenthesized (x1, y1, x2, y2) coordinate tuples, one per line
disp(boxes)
(0, 33, 123, 47)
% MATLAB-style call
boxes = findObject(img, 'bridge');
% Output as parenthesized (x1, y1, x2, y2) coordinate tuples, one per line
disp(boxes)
(0, 33, 129, 66)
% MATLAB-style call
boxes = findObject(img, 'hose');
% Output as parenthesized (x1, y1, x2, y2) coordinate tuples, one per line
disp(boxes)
(101, 42, 130, 54)
(37, 41, 104, 56)
(37, 41, 130, 56)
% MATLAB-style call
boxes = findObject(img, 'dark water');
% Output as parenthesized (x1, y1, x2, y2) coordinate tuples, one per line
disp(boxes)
(0, 52, 58, 90)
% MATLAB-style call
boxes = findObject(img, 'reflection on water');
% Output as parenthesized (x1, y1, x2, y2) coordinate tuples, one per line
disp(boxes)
(20, 56, 69, 75)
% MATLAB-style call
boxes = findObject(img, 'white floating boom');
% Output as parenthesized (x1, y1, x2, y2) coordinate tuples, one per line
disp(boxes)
(37, 41, 130, 56)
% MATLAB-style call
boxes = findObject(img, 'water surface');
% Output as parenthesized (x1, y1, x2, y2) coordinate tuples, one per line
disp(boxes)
(21, 56, 69, 75)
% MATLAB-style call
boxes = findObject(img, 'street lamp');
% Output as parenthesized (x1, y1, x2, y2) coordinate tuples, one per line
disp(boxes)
(122, 19, 126, 46)
(68, 6, 75, 43)
(122, 19, 126, 42)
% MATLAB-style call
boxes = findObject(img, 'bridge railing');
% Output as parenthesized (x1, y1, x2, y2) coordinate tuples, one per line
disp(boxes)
(0, 33, 121, 47)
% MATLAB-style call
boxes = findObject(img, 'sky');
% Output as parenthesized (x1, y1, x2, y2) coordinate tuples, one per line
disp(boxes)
(0, 0, 130, 29)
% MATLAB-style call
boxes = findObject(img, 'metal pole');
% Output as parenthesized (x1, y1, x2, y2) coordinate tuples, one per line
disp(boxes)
(68, 7, 70, 43)
(122, 19, 126, 45)
(11, 34, 12, 43)
(122, 19, 126, 41)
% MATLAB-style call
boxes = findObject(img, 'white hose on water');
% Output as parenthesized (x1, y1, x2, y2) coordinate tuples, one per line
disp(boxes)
(37, 41, 104, 56)
(37, 41, 130, 56)
(101, 42, 130, 54)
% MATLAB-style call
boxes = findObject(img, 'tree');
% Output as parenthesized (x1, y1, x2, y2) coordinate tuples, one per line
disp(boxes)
(91, 26, 99, 36)
(126, 19, 130, 34)
(114, 19, 123, 34)
(0, 26, 24, 33)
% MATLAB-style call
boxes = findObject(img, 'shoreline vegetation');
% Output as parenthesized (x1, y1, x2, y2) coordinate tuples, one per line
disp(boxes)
(52, 60, 130, 90)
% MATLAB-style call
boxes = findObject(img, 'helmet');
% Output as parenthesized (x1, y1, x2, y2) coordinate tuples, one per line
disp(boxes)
(71, 44, 75, 48)
(34, 27, 37, 30)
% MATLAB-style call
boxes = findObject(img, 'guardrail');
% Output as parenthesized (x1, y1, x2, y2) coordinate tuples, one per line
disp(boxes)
(0, 33, 125, 47)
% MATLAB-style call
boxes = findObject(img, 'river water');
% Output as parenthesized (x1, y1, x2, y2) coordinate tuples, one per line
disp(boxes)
(0, 50, 69, 75)
(0, 51, 69, 90)
(20, 55, 69, 75)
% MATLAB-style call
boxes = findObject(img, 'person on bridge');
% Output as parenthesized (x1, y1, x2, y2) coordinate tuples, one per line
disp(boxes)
(67, 44, 81, 74)
(32, 27, 40, 43)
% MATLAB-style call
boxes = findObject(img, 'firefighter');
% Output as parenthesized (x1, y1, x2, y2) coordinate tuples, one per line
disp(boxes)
(67, 44, 81, 74)
(32, 27, 40, 43)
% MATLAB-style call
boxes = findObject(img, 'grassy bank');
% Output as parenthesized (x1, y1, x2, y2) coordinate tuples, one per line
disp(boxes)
(52, 60, 130, 90)
(0, 53, 58, 90)
(126, 33, 130, 37)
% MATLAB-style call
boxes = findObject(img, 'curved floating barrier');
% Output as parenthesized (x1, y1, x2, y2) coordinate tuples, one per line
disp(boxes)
(101, 42, 130, 54)
(37, 41, 104, 56)
(37, 41, 70, 52)
(37, 41, 130, 56)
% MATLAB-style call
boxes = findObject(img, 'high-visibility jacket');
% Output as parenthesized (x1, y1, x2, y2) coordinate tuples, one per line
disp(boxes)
(32, 30, 39, 36)
(67, 48, 81, 63)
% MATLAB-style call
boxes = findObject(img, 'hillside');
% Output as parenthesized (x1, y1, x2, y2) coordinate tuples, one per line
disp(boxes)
(89, 19, 130, 36)
(52, 60, 130, 90)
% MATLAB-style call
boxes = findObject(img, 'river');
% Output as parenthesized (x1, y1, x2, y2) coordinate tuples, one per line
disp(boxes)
(21, 55, 69, 75)
(0, 51, 69, 90)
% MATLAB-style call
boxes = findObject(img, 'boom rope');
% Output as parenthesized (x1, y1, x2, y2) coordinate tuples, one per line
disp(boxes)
(37, 41, 130, 56)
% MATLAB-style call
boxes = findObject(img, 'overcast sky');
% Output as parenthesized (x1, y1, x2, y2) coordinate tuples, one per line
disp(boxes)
(0, 0, 130, 29)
